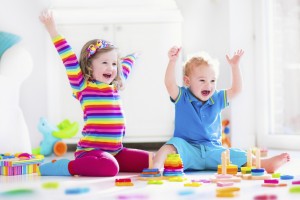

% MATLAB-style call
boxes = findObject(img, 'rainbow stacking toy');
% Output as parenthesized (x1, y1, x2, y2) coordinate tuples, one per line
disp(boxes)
(163, 154, 185, 178)
(0, 153, 44, 176)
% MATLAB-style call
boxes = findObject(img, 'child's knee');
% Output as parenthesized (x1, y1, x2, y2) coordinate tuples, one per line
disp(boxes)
(164, 144, 177, 154)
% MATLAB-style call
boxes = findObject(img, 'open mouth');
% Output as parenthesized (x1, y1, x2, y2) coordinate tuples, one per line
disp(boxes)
(103, 73, 112, 79)
(201, 90, 210, 96)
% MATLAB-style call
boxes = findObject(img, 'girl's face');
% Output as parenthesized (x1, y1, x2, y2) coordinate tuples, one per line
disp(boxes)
(91, 50, 118, 84)
(184, 64, 217, 102)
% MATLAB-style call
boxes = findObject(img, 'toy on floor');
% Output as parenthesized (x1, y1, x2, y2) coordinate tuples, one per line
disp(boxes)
(32, 117, 79, 156)
(240, 149, 254, 175)
(254, 194, 277, 200)
(221, 119, 231, 148)
(163, 154, 185, 179)
(242, 148, 271, 180)
(217, 149, 238, 175)
(184, 182, 201, 187)
(147, 180, 164, 185)
(216, 187, 240, 198)
(292, 180, 300, 185)
(115, 178, 134, 186)
(138, 168, 162, 180)
(289, 186, 300, 193)
(65, 187, 90, 194)
(0, 153, 44, 176)
(211, 150, 241, 183)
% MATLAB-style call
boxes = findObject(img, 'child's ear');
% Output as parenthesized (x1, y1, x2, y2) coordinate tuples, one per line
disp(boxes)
(183, 75, 190, 87)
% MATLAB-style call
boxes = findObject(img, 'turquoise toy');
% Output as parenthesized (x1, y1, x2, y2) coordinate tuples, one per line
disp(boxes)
(32, 117, 79, 156)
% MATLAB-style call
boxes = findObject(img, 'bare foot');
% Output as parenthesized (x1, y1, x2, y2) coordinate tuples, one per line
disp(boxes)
(260, 153, 290, 173)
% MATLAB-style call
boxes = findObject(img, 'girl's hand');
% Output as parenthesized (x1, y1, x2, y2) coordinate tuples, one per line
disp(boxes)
(226, 49, 244, 67)
(39, 9, 58, 38)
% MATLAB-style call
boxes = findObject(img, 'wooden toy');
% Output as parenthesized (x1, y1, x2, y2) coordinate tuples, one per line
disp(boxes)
(115, 178, 134, 186)
(292, 180, 300, 185)
(289, 186, 300, 193)
(168, 177, 187, 182)
(261, 183, 287, 187)
(65, 187, 90, 194)
(217, 182, 234, 187)
(280, 175, 294, 180)
(217, 150, 238, 175)
(184, 182, 201, 187)
(137, 168, 162, 181)
(147, 180, 163, 185)
(216, 187, 240, 198)
(211, 150, 241, 183)
(191, 179, 211, 183)
(241, 148, 271, 180)
(254, 194, 277, 200)
(163, 154, 185, 179)
(272, 173, 281, 178)
(0, 153, 43, 176)
(264, 179, 279, 184)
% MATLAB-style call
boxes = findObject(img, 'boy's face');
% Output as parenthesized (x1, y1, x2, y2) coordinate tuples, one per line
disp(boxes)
(184, 64, 217, 102)
(91, 49, 118, 84)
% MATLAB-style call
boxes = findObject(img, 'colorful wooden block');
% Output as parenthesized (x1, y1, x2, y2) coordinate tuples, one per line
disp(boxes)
(0, 153, 43, 176)
(184, 182, 201, 187)
(115, 178, 134, 186)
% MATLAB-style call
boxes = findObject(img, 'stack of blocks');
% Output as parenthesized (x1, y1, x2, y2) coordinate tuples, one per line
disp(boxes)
(140, 168, 161, 178)
(163, 154, 184, 178)
(241, 148, 271, 180)
(217, 149, 238, 175)
(0, 153, 44, 176)
(115, 178, 134, 186)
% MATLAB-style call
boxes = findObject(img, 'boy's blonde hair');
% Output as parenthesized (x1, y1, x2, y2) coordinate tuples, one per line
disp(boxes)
(79, 39, 124, 90)
(184, 51, 220, 77)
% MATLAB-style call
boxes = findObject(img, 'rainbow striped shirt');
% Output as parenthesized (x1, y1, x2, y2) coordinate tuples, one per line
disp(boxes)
(52, 35, 135, 155)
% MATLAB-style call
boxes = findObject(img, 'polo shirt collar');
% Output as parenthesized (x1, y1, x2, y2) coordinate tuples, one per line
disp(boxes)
(187, 88, 216, 105)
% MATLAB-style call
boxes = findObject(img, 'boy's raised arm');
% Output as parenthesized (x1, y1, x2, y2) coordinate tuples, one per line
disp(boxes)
(226, 49, 244, 101)
(165, 46, 181, 101)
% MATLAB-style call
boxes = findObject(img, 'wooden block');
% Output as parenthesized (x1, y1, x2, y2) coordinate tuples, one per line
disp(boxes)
(137, 176, 164, 181)
(242, 174, 272, 180)
(211, 176, 241, 183)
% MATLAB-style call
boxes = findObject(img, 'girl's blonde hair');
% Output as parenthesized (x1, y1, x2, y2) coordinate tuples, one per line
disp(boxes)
(79, 39, 124, 90)
(184, 51, 220, 77)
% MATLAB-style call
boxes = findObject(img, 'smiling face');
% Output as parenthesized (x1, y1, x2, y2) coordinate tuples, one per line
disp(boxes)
(184, 63, 217, 102)
(90, 49, 118, 84)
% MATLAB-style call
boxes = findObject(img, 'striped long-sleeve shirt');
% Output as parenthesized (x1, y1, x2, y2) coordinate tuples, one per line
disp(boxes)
(52, 35, 135, 155)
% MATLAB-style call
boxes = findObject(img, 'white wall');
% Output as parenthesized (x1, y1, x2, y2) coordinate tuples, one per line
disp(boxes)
(0, 0, 51, 147)
(0, 0, 256, 149)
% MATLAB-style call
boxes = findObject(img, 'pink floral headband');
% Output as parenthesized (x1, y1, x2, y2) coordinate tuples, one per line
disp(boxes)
(87, 40, 113, 58)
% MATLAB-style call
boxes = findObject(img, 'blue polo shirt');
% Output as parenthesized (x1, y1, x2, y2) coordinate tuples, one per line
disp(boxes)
(172, 87, 229, 148)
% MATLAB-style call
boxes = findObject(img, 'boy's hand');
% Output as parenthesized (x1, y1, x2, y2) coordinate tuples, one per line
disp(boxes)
(226, 49, 244, 67)
(168, 46, 181, 62)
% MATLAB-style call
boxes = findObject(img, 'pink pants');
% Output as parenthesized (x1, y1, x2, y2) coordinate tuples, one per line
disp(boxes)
(68, 148, 149, 177)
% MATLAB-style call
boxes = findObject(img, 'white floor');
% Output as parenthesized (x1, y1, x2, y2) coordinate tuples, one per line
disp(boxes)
(1, 149, 300, 200)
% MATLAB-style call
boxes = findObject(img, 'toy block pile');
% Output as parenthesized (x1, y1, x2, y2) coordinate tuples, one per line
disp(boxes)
(115, 178, 134, 186)
(140, 168, 161, 178)
(163, 154, 184, 178)
(0, 153, 44, 176)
